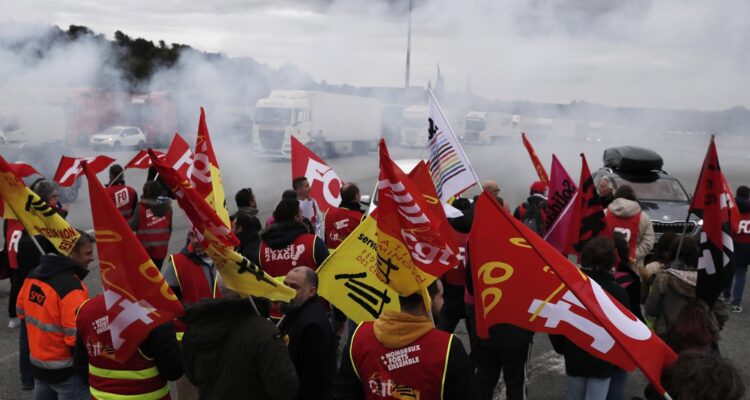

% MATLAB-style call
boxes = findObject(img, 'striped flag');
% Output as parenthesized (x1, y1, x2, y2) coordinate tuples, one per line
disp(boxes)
(427, 90, 480, 201)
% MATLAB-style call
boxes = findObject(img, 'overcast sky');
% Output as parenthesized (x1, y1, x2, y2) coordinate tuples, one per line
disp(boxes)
(2, 0, 749, 110)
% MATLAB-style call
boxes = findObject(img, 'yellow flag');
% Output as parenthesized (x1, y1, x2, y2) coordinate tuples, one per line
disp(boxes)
(317, 217, 401, 323)
(0, 157, 80, 255)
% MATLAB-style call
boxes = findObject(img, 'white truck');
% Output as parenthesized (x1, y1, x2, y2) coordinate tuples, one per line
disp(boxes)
(400, 105, 428, 148)
(252, 90, 382, 157)
(462, 111, 520, 144)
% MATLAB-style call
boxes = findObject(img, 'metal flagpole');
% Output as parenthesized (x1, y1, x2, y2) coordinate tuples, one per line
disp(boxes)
(28, 234, 46, 255)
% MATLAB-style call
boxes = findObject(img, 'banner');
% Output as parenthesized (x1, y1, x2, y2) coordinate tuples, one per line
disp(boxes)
(544, 155, 578, 252)
(566, 153, 606, 256)
(192, 107, 231, 225)
(164, 133, 194, 179)
(469, 192, 677, 395)
(427, 90, 480, 201)
(53, 155, 115, 187)
(291, 135, 343, 214)
(317, 216, 401, 323)
(376, 140, 458, 295)
(0, 156, 80, 255)
(521, 132, 549, 185)
(125, 150, 164, 170)
(82, 163, 184, 362)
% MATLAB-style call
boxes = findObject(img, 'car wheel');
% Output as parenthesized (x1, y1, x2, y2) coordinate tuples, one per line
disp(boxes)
(137, 140, 146, 150)
(113, 141, 121, 151)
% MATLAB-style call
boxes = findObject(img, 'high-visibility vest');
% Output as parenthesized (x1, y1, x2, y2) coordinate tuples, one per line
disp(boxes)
(170, 253, 219, 340)
(736, 211, 750, 244)
(77, 295, 170, 400)
(324, 207, 364, 249)
(350, 322, 452, 399)
(105, 184, 138, 220)
(603, 211, 641, 262)
(136, 204, 172, 260)
(5, 219, 23, 270)
(258, 234, 317, 278)
(443, 230, 467, 286)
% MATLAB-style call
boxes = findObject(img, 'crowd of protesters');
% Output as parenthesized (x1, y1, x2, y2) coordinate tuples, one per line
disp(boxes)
(1, 164, 747, 400)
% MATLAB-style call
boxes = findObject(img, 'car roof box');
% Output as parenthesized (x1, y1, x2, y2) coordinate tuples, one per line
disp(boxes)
(603, 146, 663, 173)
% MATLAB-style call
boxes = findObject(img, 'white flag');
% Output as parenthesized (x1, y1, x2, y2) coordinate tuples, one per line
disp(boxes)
(427, 90, 480, 201)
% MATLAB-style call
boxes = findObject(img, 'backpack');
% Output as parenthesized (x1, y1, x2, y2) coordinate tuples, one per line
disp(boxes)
(667, 298, 712, 353)
(522, 201, 545, 235)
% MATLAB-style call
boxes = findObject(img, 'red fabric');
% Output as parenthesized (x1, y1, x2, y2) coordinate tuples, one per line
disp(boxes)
(191, 108, 220, 202)
(82, 163, 183, 362)
(565, 153, 606, 256)
(136, 204, 172, 259)
(125, 150, 164, 169)
(259, 234, 317, 278)
(104, 184, 137, 219)
(522, 132, 549, 185)
(77, 295, 170, 399)
(407, 161, 458, 255)
(443, 230, 467, 286)
(469, 192, 676, 395)
(5, 219, 23, 269)
(163, 134, 194, 180)
(291, 136, 343, 214)
(602, 211, 641, 262)
(324, 207, 363, 249)
(7, 162, 41, 179)
(170, 253, 219, 305)
(350, 322, 451, 399)
(53, 155, 115, 187)
(735, 211, 750, 244)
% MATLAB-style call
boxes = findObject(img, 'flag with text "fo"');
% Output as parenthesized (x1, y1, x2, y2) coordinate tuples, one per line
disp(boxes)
(53, 155, 115, 187)
(192, 108, 231, 226)
(566, 153, 606, 256)
(125, 150, 164, 170)
(521, 132, 549, 185)
(82, 162, 184, 362)
(376, 140, 458, 296)
(544, 155, 578, 252)
(0, 155, 80, 255)
(164, 133, 194, 180)
(469, 192, 677, 395)
(291, 135, 343, 214)
(427, 90, 480, 202)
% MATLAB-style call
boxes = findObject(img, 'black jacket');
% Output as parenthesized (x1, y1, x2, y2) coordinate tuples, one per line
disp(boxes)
(549, 269, 630, 378)
(280, 295, 337, 400)
(182, 296, 299, 400)
(255, 221, 329, 267)
(735, 197, 750, 265)
(236, 229, 261, 262)
(338, 201, 364, 213)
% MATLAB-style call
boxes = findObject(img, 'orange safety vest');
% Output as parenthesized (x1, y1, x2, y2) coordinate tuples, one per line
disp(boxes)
(105, 184, 138, 220)
(350, 322, 452, 399)
(77, 295, 170, 400)
(603, 211, 641, 262)
(136, 204, 172, 260)
(324, 207, 364, 249)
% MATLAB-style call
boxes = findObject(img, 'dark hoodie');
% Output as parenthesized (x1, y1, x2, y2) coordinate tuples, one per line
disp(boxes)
(339, 200, 364, 213)
(255, 221, 329, 267)
(182, 297, 299, 400)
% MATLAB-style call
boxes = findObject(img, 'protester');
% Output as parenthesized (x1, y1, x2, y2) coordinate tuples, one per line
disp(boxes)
(265, 189, 297, 227)
(181, 284, 299, 400)
(438, 198, 472, 335)
(233, 211, 262, 261)
(74, 298, 183, 399)
(724, 185, 750, 313)
(642, 232, 679, 302)
(645, 236, 729, 353)
(16, 230, 94, 400)
(131, 180, 173, 268)
(597, 176, 615, 209)
(334, 282, 477, 399)
(481, 179, 510, 211)
(602, 185, 655, 272)
(103, 164, 138, 220)
(279, 266, 337, 400)
(232, 187, 259, 218)
(4, 218, 25, 329)
(612, 231, 644, 321)
(642, 351, 746, 400)
(513, 180, 548, 235)
(324, 182, 364, 249)
(550, 237, 629, 400)
(293, 176, 324, 238)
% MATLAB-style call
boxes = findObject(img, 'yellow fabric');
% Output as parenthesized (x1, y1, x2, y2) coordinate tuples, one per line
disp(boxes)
(89, 364, 159, 380)
(90, 384, 169, 400)
(373, 311, 434, 349)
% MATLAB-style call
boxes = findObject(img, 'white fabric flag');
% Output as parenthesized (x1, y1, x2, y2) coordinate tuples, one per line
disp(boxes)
(427, 90, 480, 201)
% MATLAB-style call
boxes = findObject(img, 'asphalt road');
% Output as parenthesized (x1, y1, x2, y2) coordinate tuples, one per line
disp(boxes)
(0, 134, 748, 399)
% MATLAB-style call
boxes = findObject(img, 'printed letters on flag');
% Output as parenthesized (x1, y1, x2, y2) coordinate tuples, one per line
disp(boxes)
(291, 136, 343, 214)
(521, 132, 549, 185)
(0, 156, 80, 255)
(192, 108, 231, 225)
(125, 150, 164, 169)
(82, 162, 184, 362)
(317, 216, 400, 323)
(427, 90, 480, 202)
(566, 153, 606, 256)
(469, 192, 677, 395)
(544, 155, 578, 251)
(376, 140, 458, 295)
(53, 155, 115, 187)
(164, 133, 194, 179)
(689, 136, 735, 305)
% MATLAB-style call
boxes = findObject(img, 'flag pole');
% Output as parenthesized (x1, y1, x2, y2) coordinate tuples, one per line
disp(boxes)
(106, 170, 125, 188)
(29, 234, 46, 255)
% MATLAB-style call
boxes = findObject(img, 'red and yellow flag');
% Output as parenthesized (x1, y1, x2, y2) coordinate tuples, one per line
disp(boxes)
(192, 107, 230, 225)
(521, 132, 549, 185)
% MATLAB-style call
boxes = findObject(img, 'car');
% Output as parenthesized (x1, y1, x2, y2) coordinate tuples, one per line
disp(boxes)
(592, 146, 701, 238)
(90, 126, 146, 151)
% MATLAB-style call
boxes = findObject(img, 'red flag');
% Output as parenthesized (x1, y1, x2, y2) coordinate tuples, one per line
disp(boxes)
(148, 149, 238, 247)
(689, 136, 735, 305)
(291, 135, 342, 214)
(566, 153, 606, 255)
(82, 162, 184, 362)
(53, 155, 115, 187)
(522, 132, 549, 185)
(164, 133, 194, 179)
(469, 192, 676, 394)
(125, 150, 164, 169)
(191, 108, 230, 225)
(407, 160, 458, 254)
(544, 155, 578, 251)
(7, 162, 41, 179)
(376, 140, 458, 295)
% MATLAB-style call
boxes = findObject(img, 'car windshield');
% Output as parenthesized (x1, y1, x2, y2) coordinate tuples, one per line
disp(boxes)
(98, 127, 123, 136)
(614, 176, 689, 202)
(255, 107, 292, 124)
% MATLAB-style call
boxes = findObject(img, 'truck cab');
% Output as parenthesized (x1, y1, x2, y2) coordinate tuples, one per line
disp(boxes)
(253, 91, 311, 156)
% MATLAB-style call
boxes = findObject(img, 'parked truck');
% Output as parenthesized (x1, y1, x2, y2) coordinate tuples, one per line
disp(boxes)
(400, 105, 428, 148)
(252, 90, 382, 157)
(462, 111, 520, 144)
